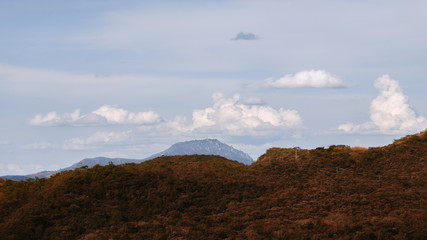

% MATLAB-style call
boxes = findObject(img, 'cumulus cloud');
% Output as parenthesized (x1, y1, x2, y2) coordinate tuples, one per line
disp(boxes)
(338, 75, 427, 134)
(29, 110, 81, 127)
(187, 93, 302, 135)
(62, 131, 132, 150)
(29, 105, 161, 126)
(92, 105, 160, 124)
(192, 93, 301, 132)
(239, 97, 265, 105)
(231, 32, 259, 41)
(264, 70, 346, 88)
(136, 93, 303, 137)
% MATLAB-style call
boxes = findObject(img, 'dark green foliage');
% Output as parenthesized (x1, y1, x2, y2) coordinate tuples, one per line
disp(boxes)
(0, 131, 426, 239)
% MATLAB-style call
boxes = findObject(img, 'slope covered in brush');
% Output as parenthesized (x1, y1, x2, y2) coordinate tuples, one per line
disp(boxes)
(0, 131, 426, 239)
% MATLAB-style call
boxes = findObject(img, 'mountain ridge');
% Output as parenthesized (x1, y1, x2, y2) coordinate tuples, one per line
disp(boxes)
(1, 139, 253, 180)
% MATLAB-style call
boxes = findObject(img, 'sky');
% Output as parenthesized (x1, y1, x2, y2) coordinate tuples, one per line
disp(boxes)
(1, 0, 427, 175)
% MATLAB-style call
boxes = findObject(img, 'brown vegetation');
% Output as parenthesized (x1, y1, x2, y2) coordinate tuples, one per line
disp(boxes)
(0, 131, 426, 239)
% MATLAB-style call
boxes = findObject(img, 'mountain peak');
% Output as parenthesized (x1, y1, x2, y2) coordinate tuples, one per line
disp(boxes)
(173, 138, 221, 145)
(145, 139, 254, 165)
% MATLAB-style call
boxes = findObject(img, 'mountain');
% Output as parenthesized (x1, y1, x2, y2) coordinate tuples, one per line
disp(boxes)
(0, 170, 60, 181)
(0, 139, 253, 180)
(0, 157, 140, 181)
(144, 139, 254, 165)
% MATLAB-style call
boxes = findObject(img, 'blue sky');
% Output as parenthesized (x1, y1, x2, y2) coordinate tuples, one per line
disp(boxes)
(1, 0, 426, 175)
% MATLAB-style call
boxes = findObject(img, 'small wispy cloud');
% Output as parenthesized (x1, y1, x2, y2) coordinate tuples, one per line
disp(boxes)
(62, 131, 132, 150)
(21, 142, 54, 150)
(231, 32, 260, 41)
(264, 70, 346, 88)
(7, 164, 24, 174)
(338, 75, 427, 134)
(1, 163, 42, 176)
(29, 105, 161, 127)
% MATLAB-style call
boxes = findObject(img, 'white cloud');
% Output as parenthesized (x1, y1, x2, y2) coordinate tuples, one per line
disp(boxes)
(239, 97, 265, 105)
(192, 93, 302, 132)
(338, 75, 427, 134)
(264, 70, 346, 88)
(62, 131, 132, 150)
(29, 110, 82, 126)
(29, 105, 161, 126)
(93, 105, 160, 125)
(21, 142, 54, 150)
(139, 93, 303, 137)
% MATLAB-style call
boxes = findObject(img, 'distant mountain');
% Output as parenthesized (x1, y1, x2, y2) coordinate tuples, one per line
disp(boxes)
(0, 170, 60, 181)
(0, 157, 140, 181)
(0, 139, 253, 180)
(0, 175, 31, 181)
(144, 139, 254, 165)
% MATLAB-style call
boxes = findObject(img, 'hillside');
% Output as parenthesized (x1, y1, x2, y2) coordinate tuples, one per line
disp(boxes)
(0, 131, 426, 239)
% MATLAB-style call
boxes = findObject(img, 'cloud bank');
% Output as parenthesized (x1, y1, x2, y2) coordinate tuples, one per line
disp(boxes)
(29, 105, 161, 126)
(338, 75, 427, 134)
(264, 70, 345, 88)
(31, 93, 304, 151)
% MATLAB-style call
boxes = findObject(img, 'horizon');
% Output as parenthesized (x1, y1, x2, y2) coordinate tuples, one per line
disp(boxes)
(1, 0, 427, 175)
(3, 131, 425, 178)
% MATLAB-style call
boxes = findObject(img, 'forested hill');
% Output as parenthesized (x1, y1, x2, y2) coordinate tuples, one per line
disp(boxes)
(0, 131, 426, 239)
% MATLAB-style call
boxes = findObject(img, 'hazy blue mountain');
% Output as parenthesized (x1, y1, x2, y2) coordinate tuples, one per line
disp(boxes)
(0, 139, 253, 180)
(0, 175, 31, 181)
(0, 157, 140, 181)
(144, 139, 254, 165)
